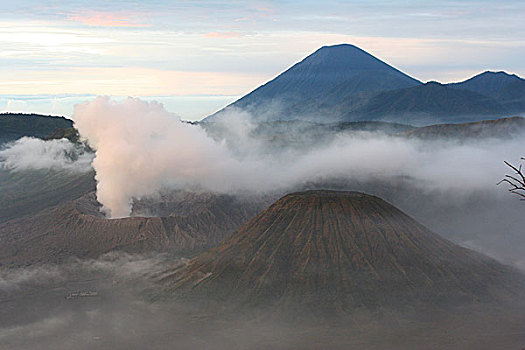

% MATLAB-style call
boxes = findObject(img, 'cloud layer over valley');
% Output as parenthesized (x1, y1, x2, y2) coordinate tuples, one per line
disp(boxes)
(73, 97, 525, 218)
(0, 137, 93, 173)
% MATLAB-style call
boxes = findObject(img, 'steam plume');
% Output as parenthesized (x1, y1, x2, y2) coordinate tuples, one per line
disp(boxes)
(73, 97, 239, 217)
(73, 97, 525, 218)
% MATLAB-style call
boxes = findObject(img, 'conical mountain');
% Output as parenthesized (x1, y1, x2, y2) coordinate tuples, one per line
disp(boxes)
(159, 191, 521, 313)
(204, 44, 420, 122)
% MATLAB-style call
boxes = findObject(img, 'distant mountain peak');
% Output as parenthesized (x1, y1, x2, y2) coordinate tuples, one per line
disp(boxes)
(204, 44, 421, 122)
(479, 70, 521, 78)
(425, 80, 442, 85)
(449, 70, 525, 85)
(320, 43, 358, 49)
(447, 70, 525, 114)
(313, 43, 374, 58)
(204, 45, 524, 125)
(303, 43, 410, 72)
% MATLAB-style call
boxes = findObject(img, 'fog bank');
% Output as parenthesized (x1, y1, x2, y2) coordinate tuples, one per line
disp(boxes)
(1, 253, 525, 350)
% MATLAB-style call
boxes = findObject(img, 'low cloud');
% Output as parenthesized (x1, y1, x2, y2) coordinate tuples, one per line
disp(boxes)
(1, 252, 524, 350)
(204, 32, 242, 39)
(0, 265, 64, 292)
(68, 11, 151, 28)
(73, 96, 525, 218)
(0, 252, 169, 293)
(0, 137, 93, 173)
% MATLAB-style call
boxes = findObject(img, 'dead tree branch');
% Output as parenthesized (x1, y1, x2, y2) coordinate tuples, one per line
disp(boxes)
(498, 157, 525, 200)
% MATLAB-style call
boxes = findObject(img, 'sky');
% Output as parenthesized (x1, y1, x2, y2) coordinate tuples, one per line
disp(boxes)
(0, 0, 524, 121)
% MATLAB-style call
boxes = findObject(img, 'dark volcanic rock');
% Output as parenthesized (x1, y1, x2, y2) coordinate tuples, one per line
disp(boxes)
(0, 192, 269, 267)
(0, 169, 96, 223)
(159, 190, 522, 313)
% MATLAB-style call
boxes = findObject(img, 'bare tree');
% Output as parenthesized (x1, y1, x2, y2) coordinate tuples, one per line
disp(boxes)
(499, 157, 525, 199)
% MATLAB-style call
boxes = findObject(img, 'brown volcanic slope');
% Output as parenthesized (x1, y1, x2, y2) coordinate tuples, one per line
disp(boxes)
(0, 169, 96, 223)
(0, 192, 269, 267)
(159, 190, 522, 313)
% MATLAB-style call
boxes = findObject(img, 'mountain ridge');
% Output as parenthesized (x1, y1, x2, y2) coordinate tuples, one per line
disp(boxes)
(203, 44, 523, 125)
(353, 81, 507, 124)
(448, 71, 525, 112)
(0, 191, 270, 267)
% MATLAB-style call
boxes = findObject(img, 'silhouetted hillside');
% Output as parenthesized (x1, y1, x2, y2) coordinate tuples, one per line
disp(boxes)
(448, 71, 525, 112)
(205, 44, 421, 122)
(203, 45, 524, 125)
(401, 116, 525, 140)
(0, 113, 73, 144)
(356, 81, 506, 124)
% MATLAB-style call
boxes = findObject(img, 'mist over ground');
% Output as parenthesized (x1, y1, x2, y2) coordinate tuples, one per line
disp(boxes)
(1, 252, 525, 350)
(0, 97, 525, 348)
(69, 97, 525, 268)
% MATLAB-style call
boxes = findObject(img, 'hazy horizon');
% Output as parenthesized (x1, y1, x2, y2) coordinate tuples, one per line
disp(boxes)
(1, 0, 525, 120)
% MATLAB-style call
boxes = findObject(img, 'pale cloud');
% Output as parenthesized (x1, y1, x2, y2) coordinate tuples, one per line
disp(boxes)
(204, 32, 242, 39)
(0, 20, 114, 60)
(0, 21, 113, 45)
(74, 96, 525, 218)
(0, 94, 237, 122)
(0, 67, 268, 96)
(68, 11, 151, 28)
(249, 3, 276, 16)
(0, 28, 524, 102)
(5, 99, 27, 111)
(0, 1, 524, 118)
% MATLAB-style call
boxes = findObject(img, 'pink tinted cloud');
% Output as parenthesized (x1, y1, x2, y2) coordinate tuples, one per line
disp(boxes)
(69, 12, 151, 28)
(204, 32, 241, 39)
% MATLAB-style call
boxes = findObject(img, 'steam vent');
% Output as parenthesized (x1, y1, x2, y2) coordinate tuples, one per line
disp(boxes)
(159, 190, 520, 313)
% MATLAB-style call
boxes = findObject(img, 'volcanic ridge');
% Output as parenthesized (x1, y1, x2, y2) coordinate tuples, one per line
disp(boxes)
(159, 190, 522, 314)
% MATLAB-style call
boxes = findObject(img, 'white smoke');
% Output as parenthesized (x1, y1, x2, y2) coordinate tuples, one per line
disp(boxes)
(73, 96, 245, 218)
(0, 137, 93, 173)
(73, 96, 525, 218)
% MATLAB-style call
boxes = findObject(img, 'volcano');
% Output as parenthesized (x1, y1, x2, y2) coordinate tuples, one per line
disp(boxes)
(202, 45, 523, 125)
(159, 191, 521, 313)
(0, 191, 270, 267)
(204, 44, 421, 123)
